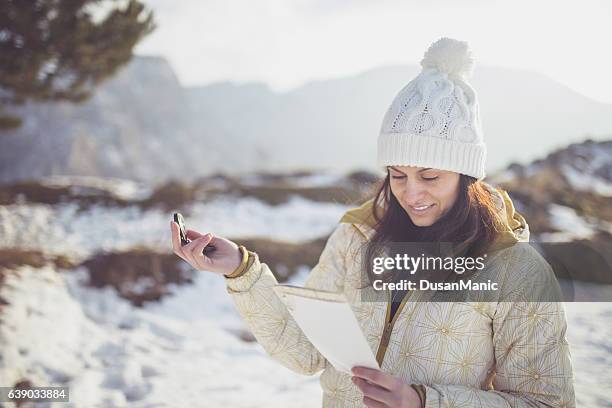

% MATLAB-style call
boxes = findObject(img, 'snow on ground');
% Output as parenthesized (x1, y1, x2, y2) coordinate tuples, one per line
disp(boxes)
(1, 195, 612, 406)
(0, 196, 349, 259)
(540, 204, 603, 242)
(547, 203, 612, 243)
(0, 196, 342, 407)
(39, 176, 153, 201)
(0, 265, 322, 407)
(2, 263, 612, 407)
(238, 172, 346, 188)
(562, 164, 612, 197)
(564, 302, 612, 407)
(187, 197, 348, 243)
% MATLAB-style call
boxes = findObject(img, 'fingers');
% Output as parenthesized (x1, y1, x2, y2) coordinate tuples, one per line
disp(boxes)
(352, 377, 395, 406)
(186, 229, 205, 240)
(352, 367, 398, 391)
(192, 233, 213, 261)
(170, 221, 189, 262)
(362, 396, 387, 408)
(171, 221, 211, 270)
(183, 234, 213, 269)
(181, 235, 205, 263)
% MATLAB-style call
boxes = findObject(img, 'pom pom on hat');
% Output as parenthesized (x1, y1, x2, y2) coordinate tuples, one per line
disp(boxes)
(420, 37, 475, 79)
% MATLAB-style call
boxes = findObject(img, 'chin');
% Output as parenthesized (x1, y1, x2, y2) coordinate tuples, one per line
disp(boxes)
(403, 205, 443, 227)
(411, 218, 435, 227)
(408, 212, 443, 227)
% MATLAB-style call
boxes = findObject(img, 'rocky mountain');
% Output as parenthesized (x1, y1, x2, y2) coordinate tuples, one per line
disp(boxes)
(490, 139, 612, 234)
(0, 57, 220, 185)
(1, 56, 612, 184)
(187, 65, 612, 174)
(489, 139, 612, 286)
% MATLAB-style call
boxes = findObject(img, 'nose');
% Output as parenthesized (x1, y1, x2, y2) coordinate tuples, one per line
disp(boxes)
(402, 180, 427, 205)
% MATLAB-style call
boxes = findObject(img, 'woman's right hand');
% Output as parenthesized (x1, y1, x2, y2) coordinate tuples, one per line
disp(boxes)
(170, 221, 243, 277)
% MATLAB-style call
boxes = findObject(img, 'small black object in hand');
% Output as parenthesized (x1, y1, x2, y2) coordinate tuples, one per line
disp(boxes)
(173, 212, 217, 256)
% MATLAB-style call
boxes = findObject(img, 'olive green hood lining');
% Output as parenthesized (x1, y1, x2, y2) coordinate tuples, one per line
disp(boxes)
(339, 184, 529, 250)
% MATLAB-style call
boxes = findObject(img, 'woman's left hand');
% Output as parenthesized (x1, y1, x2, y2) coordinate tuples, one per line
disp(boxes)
(351, 367, 423, 408)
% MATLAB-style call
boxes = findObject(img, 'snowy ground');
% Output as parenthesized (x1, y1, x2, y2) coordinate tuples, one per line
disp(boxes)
(2, 264, 612, 407)
(1, 265, 322, 408)
(0, 196, 349, 260)
(1, 195, 612, 407)
(564, 302, 612, 407)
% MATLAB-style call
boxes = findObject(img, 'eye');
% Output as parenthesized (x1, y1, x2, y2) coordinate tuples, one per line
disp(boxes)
(422, 176, 439, 181)
(391, 174, 406, 180)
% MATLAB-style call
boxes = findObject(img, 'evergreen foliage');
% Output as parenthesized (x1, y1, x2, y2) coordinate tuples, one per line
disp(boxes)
(0, 0, 155, 130)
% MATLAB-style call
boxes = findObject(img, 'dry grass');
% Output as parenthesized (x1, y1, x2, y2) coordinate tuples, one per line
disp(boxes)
(222, 185, 366, 206)
(0, 249, 78, 270)
(0, 181, 130, 209)
(0, 249, 78, 313)
(138, 180, 204, 211)
(77, 236, 330, 307)
(80, 248, 194, 307)
(0, 235, 334, 309)
(234, 236, 328, 282)
(0, 170, 382, 215)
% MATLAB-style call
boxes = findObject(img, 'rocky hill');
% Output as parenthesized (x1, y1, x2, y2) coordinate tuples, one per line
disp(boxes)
(2, 56, 612, 184)
(0, 57, 219, 185)
(490, 139, 612, 285)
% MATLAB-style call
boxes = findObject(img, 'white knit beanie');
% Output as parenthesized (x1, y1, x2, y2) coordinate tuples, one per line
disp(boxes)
(377, 37, 486, 180)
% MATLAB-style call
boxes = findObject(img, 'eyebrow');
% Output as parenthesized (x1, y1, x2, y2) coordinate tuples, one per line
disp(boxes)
(388, 166, 432, 175)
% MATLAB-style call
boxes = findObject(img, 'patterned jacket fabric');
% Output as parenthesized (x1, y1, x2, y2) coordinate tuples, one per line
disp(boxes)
(224, 186, 575, 407)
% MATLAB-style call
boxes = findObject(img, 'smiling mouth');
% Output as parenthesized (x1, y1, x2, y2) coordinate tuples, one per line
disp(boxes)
(409, 204, 435, 213)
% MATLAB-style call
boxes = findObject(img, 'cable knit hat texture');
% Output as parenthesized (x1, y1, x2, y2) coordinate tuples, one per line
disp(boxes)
(377, 38, 486, 179)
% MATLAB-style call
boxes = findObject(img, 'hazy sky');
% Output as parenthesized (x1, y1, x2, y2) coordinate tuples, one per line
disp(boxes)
(137, 0, 612, 103)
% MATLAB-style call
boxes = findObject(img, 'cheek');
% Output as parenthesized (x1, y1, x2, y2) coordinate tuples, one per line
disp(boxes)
(435, 183, 460, 208)
(389, 182, 402, 199)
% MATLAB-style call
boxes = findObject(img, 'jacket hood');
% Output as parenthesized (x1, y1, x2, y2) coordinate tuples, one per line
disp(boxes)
(339, 182, 529, 251)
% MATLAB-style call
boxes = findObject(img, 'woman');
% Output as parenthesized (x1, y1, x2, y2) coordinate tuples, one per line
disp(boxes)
(171, 38, 575, 408)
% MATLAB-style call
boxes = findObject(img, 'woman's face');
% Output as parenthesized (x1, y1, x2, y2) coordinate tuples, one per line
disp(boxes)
(388, 166, 461, 227)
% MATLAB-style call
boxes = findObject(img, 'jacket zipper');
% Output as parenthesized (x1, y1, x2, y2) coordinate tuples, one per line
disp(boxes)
(350, 223, 414, 367)
(375, 289, 413, 366)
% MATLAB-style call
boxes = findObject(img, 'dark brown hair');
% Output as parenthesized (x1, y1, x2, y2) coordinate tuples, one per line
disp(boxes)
(363, 170, 504, 284)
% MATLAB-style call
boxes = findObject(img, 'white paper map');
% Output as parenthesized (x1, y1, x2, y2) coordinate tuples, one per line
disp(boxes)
(272, 285, 380, 374)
